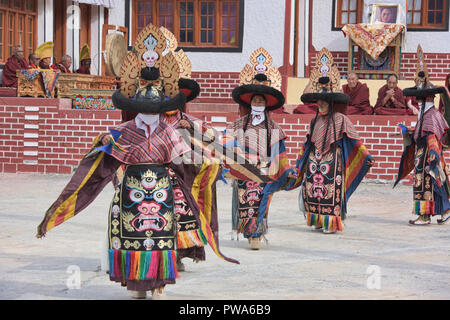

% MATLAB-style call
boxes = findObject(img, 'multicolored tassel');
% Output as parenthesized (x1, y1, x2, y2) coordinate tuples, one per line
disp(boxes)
(177, 229, 207, 249)
(413, 200, 434, 216)
(108, 249, 178, 281)
(109, 136, 127, 153)
(305, 212, 344, 232)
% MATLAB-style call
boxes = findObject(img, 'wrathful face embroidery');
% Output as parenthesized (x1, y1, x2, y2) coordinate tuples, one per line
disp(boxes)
(124, 170, 173, 232)
(307, 151, 334, 200)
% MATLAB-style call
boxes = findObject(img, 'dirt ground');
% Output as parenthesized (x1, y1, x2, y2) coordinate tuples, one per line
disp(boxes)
(0, 172, 448, 300)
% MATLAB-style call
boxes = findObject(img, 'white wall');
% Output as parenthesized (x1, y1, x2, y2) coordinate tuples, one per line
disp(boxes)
(311, 0, 450, 53)
(296, 0, 308, 77)
(108, 0, 132, 45)
(108, 0, 126, 28)
(107, 0, 287, 72)
(403, 31, 450, 53)
(37, 0, 54, 45)
(189, 0, 286, 72)
(89, 5, 104, 75)
(65, 0, 77, 71)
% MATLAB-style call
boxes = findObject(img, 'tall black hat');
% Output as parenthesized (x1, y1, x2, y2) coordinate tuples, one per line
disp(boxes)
(403, 45, 447, 99)
(402, 45, 450, 129)
(300, 48, 349, 114)
(112, 24, 187, 114)
(159, 26, 201, 104)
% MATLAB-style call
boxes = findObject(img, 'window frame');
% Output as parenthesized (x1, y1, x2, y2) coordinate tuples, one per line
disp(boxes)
(406, 0, 449, 31)
(332, 0, 449, 31)
(333, 0, 364, 29)
(0, 0, 37, 64)
(132, 0, 244, 52)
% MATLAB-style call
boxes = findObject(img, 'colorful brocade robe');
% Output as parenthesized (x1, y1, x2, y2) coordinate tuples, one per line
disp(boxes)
(161, 112, 211, 262)
(37, 117, 238, 292)
(223, 115, 293, 238)
(286, 112, 373, 232)
(395, 106, 450, 217)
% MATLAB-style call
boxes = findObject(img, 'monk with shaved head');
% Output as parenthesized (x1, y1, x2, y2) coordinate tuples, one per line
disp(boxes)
(374, 74, 413, 115)
(342, 73, 373, 115)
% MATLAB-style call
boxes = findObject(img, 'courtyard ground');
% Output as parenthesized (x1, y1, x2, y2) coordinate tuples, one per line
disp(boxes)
(0, 172, 448, 300)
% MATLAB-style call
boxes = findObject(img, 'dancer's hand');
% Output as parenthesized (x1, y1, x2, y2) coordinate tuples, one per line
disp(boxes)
(178, 120, 192, 129)
(407, 100, 419, 115)
(428, 153, 436, 162)
(288, 169, 298, 179)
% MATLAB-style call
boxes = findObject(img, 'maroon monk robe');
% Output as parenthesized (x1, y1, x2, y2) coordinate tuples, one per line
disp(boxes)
(76, 65, 90, 74)
(271, 106, 288, 114)
(293, 102, 318, 114)
(374, 84, 413, 115)
(343, 82, 373, 115)
(54, 63, 72, 73)
(407, 96, 421, 112)
(2, 56, 29, 87)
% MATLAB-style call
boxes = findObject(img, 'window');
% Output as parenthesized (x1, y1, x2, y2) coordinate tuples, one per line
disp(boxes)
(335, 0, 363, 27)
(132, 0, 243, 50)
(334, 0, 448, 30)
(407, 0, 448, 29)
(179, 1, 194, 43)
(0, 0, 37, 63)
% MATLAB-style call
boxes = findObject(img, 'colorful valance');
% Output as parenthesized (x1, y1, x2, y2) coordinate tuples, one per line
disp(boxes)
(342, 23, 405, 59)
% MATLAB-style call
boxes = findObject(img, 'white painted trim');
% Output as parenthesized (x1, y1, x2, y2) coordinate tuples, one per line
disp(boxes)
(211, 116, 228, 123)
(89, 5, 103, 75)
(24, 106, 40, 112)
(23, 160, 38, 164)
(24, 141, 39, 147)
(24, 124, 39, 129)
(296, 0, 306, 77)
(24, 133, 39, 138)
(304, 0, 309, 68)
(37, 0, 45, 45)
(24, 151, 39, 156)
(45, 0, 54, 44)
(289, 0, 295, 66)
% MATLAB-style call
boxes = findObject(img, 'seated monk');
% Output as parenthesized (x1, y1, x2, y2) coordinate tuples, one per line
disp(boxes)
(342, 73, 373, 115)
(2, 46, 29, 88)
(76, 44, 91, 74)
(374, 74, 413, 115)
(76, 58, 91, 74)
(271, 106, 288, 114)
(293, 80, 318, 114)
(28, 53, 40, 69)
(35, 41, 58, 71)
(54, 55, 73, 73)
(38, 58, 58, 71)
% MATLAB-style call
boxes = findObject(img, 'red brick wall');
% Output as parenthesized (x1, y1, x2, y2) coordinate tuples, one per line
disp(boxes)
(307, 51, 450, 81)
(0, 98, 122, 174)
(400, 52, 450, 81)
(191, 71, 240, 104)
(2, 98, 450, 185)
